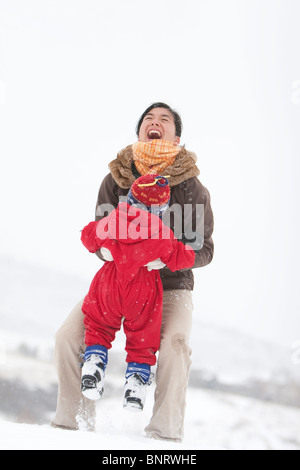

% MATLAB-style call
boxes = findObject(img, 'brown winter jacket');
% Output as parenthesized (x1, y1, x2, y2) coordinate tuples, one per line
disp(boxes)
(95, 145, 214, 291)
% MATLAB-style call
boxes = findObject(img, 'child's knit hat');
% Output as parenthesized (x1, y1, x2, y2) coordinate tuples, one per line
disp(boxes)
(127, 174, 170, 217)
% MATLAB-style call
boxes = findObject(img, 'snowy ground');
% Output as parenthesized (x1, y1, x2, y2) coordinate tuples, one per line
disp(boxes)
(0, 349, 300, 450)
(1, 387, 300, 450)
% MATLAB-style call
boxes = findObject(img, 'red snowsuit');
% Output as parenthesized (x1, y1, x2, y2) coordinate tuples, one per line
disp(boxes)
(81, 203, 195, 366)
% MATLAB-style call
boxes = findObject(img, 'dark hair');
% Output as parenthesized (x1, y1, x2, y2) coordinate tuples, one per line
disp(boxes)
(136, 102, 183, 138)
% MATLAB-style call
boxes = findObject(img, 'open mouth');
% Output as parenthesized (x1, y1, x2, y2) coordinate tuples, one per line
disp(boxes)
(147, 129, 162, 140)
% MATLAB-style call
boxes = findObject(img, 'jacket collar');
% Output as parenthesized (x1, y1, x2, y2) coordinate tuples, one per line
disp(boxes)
(109, 145, 200, 189)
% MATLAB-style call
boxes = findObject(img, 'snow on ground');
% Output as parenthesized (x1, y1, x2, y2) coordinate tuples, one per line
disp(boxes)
(1, 388, 300, 450)
(1, 347, 300, 450)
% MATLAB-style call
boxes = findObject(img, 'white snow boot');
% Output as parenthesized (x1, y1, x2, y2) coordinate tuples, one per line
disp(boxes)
(81, 345, 108, 401)
(123, 363, 152, 412)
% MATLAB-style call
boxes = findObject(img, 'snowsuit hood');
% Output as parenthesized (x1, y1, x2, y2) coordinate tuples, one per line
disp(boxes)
(81, 203, 195, 284)
(97, 202, 169, 244)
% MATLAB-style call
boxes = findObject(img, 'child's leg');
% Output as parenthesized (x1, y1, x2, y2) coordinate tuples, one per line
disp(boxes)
(83, 263, 123, 350)
(83, 293, 123, 350)
(122, 280, 163, 366)
(84, 344, 108, 365)
(123, 362, 152, 412)
(125, 362, 151, 383)
(123, 319, 160, 366)
(81, 345, 108, 401)
(122, 275, 163, 411)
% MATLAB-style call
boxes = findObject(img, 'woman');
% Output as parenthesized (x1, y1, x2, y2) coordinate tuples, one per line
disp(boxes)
(52, 102, 214, 442)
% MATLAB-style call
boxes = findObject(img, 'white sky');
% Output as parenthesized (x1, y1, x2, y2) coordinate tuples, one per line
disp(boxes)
(0, 0, 300, 347)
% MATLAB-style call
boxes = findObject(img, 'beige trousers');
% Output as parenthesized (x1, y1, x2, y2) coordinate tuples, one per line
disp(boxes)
(52, 290, 193, 442)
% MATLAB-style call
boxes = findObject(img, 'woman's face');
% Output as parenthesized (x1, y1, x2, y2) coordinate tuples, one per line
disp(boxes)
(138, 107, 180, 144)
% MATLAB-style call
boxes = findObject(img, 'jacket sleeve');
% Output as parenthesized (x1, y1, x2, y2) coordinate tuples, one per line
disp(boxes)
(94, 173, 121, 261)
(95, 173, 121, 222)
(81, 221, 104, 254)
(181, 178, 214, 269)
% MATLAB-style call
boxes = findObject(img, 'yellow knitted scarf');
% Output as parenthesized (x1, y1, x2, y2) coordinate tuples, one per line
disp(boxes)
(132, 140, 180, 175)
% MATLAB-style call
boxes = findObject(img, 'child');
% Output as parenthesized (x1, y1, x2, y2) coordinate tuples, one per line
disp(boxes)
(80, 174, 195, 411)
